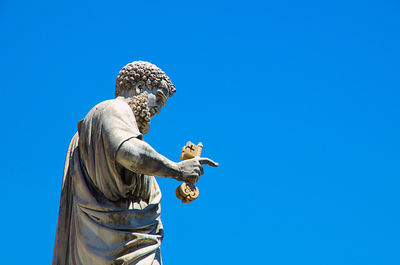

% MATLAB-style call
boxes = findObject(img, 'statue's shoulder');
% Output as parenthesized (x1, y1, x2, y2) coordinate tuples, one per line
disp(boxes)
(81, 98, 135, 135)
(88, 99, 130, 116)
(91, 99, 124, 110)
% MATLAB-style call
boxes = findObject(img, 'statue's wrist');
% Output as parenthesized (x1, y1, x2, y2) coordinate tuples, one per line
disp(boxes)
(175, 163, 183, 181)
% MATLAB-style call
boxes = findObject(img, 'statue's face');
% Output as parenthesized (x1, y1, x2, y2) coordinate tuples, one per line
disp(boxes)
(142, 80, 170, 118)
(123, 79, 171, 134)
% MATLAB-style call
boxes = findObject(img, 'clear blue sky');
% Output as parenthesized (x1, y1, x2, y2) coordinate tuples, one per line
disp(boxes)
(1, 0, 399, 264)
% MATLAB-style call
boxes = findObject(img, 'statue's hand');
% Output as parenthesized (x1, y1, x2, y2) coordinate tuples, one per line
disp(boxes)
(176, 158, 219, 184)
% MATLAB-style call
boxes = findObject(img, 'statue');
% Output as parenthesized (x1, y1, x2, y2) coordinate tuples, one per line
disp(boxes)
(53, 61, 218, 265)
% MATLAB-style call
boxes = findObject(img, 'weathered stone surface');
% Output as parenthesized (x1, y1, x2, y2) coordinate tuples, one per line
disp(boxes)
(53, 61, 218, 265)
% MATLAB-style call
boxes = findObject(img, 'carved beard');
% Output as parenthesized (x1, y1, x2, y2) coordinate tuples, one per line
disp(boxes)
(127, 92, 151, 134)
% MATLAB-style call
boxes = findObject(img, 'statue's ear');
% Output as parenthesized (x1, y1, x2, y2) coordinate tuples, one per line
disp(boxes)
(135, 81, 142, 95)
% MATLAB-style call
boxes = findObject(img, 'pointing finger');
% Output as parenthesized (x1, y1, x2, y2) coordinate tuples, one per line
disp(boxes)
(197, 158, 219, 167)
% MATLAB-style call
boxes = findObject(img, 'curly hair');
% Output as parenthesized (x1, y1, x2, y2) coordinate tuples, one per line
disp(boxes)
(115, 61, 176, 98)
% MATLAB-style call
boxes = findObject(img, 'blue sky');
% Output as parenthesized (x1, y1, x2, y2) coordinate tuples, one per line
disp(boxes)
(1, 0, 399, 264)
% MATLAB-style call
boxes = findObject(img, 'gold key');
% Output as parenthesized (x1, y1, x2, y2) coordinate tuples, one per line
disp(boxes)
(176, 142, 203, 203)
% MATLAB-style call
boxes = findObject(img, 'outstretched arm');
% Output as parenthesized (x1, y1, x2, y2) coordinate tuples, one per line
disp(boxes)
(116, 138, 218, 184)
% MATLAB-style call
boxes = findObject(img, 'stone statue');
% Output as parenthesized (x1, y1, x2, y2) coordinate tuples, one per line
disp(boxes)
(53, 61, 218, 265)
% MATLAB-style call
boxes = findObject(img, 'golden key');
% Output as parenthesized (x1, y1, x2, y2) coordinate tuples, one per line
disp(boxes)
(175, 142, 203, 203)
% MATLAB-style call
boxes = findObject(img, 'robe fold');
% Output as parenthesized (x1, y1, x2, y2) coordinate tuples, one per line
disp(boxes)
(53, 99, 163, 265)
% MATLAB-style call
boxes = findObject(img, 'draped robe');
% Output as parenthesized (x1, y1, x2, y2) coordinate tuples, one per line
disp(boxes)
(53, 99, 163, 265)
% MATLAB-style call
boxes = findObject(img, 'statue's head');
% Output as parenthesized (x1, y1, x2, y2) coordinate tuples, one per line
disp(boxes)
(115, 61, 176, 134)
